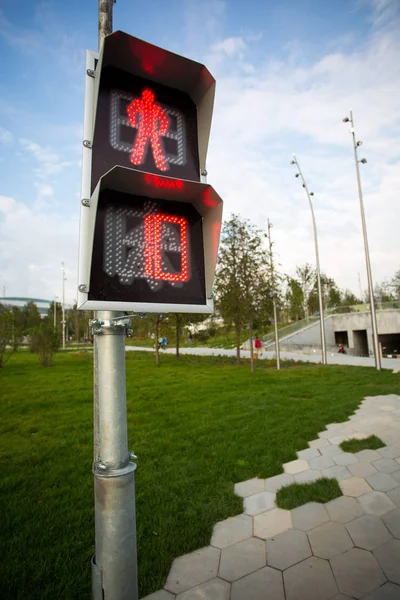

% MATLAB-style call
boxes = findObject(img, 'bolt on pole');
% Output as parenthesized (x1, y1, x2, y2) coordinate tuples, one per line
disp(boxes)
(91, 2, 139, 599)
(292, 155, 327, 365)
(348, 110, 381, 371)
(267, 219, 280, 370)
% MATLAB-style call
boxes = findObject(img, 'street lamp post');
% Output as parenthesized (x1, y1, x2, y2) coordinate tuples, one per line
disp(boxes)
(343, 111, 381, 371)
(267, 220, 280, 370)
(61, 262, 66, 350)
(290, 155, 327, 365)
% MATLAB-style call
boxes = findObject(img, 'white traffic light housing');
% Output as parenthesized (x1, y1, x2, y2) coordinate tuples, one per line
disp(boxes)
(78, 31, 223, 312)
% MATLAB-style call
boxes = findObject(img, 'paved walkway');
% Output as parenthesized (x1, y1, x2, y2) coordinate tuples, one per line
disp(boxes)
(142, 394, 400, 600)
(126, 346, 400, 371)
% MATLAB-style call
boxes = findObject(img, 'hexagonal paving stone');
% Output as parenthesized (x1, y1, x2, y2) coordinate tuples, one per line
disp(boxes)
(265, 473, 294, 492)
(358, 492, 398, 517)
(326, 496, 365, 523)
(374, 459, 399, 474)
(382, 508, 400, 538)
(377, 447, 400, 460)
(389, 470, 400, 484)
(340, 477, 373, 497)
(319, 445, 343, 458)
(346, 515, 392, 550)
(253, 508, 292, 540)
(366, 473, 398, 493)
(210, 514, 252, 549)
(234, 478, 265, 498)
(387, 486, 400, 508)
(284, 459, 309, 474)
(330, 548, 386, 599)
(309, 438, 331, 449)
(308, 521, 354, 559)
(142, 591, 175, 600)
(218, 537, 266, 582)
(355, 450, 382, 462)
(230, 566, 284, 600)
(283, 556, 338, 600)
(165, 546, 220, 594)
(373, 539, 400, 584)
(364, 582, 400, 599)
(175, 578, 230, 600)
(294, 469, 323, 484)
(322, 465, 352, 480)
(309, 455, 335, 470)
(334, 453, 359, 467)
(243, 491, 276, 516)
(267, 528, 311, 570)
(291, 502, 330, 531)
(349, 462, 378, 478)
(297, 447, 321, 460)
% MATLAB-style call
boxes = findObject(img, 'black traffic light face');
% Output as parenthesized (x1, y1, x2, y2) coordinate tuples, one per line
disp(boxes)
(88, 189, 206, 305)
(91, 66, 200, 194)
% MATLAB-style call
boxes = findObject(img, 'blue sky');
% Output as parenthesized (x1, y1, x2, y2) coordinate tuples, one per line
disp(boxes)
(0, 0, 399, 303)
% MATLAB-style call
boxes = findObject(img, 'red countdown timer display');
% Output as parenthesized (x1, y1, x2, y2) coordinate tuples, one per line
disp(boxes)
(88, 190, 206, 306)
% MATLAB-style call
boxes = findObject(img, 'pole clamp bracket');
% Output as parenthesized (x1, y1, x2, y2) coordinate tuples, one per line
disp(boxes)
(90, 318, 131, 336)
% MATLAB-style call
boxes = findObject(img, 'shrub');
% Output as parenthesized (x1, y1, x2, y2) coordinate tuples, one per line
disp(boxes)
(29, 326, 61, 367)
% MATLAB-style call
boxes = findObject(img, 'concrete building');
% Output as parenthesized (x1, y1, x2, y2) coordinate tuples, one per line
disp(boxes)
(264, 309, 400, 358)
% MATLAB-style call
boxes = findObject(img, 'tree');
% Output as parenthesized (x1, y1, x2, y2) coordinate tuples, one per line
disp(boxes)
(342, 289, 360, 307)
(22, 301, 41, 330)
(284, 276, 304, 321)
(174, 313, 206, 358)
(29, 325, 60, 367)
(374, 281, 395, 304)
(391, 269, 400, 299)
(214, 214, 270, 369)
(296, 264, 315, 319)
(0, 308, 22, 367)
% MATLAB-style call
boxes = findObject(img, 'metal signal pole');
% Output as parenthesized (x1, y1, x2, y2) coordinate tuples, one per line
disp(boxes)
(267, 220, 280, 370)
(91, 2, 138, 599)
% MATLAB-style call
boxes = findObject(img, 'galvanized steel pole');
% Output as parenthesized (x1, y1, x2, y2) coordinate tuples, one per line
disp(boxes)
(92, 2, 139, 599)
(291, 156, 327, 365)
(267, 220, 280, 370)
(346, 110, 381, 371)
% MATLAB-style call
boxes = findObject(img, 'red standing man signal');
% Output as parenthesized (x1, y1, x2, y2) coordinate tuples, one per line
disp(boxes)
(127, 89, 170, 172)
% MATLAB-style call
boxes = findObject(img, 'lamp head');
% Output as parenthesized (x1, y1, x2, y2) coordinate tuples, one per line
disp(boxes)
(356, 141, 363, 146)
(343, 117, 350, 123)
(295, 173, 300, 177)
(290, 160, 296, 165)
(360, 158, 367, 164)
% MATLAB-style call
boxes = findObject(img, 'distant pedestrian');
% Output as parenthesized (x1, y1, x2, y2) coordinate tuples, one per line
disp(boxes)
(188, 331, 193, 345)
(161, 336, 167, 350)
(338, 344, 346, 354)
(255, 335, 263, 357)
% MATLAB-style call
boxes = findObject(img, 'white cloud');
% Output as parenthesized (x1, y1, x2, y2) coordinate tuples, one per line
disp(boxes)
(19, 138, 74, 181)
(0, 194, 78, 303)
(211, 36, 247, 57)
(204, 16, 400, 294)
(0, 126, 12, 144)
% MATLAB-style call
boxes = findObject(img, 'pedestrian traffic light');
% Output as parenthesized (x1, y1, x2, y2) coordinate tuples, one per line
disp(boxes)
(77, 31, 223, 313)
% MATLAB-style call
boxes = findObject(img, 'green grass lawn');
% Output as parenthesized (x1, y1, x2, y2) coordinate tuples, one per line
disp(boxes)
(1, 351, 398, 599)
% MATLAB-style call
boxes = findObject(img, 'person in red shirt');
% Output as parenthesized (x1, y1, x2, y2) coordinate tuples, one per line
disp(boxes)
(255, 335, 263, 357)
